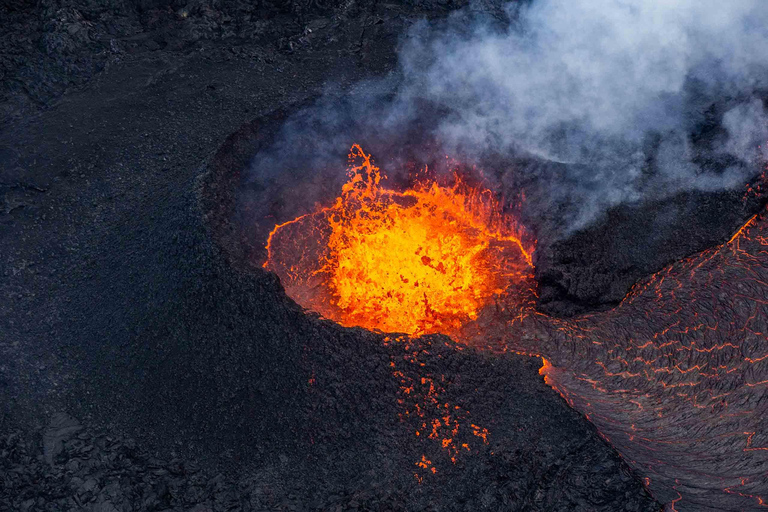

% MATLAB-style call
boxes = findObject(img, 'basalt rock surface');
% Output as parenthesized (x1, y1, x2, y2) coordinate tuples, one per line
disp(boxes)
(1, 22, 661, 512)
(533, 186, 768, 317)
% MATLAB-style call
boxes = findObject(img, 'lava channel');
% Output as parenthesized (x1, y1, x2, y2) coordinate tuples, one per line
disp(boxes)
(470, 210, 768, 511)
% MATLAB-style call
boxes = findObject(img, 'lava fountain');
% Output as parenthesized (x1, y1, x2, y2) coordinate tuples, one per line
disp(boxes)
(264, 144, 535, 337)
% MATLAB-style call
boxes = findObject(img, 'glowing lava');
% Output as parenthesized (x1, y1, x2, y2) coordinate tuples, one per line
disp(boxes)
(265, 144, 533, 336)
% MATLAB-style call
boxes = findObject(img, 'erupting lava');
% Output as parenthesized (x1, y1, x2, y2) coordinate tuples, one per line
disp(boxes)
(265, 144, 531, 480)
(265, 144, 533, 336)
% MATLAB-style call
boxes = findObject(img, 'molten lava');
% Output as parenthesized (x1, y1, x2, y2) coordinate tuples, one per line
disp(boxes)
(265, 144, 533, 336)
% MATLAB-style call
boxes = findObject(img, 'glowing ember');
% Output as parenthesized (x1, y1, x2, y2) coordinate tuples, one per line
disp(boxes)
(265, 144, 533, 336)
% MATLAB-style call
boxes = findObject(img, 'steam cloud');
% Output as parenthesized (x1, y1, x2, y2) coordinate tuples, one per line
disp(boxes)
(247, 0, 768, 238)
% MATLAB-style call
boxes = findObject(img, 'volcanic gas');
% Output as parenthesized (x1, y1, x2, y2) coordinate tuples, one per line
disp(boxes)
(264, 144, 534, 337)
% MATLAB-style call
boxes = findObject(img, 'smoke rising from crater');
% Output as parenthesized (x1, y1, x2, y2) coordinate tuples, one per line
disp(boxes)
(397, 0, 768, 229)
(247, 0, 768, 240)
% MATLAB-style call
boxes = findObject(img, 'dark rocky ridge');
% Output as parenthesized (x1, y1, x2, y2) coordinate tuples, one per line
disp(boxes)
(534, 182, 768, 316)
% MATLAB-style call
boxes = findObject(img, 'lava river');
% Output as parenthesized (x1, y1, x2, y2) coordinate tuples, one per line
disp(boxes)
(472, 210, 768, 511)
(265, 146, 768, 511)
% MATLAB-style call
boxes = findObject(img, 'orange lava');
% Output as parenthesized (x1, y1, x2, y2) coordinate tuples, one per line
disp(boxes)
(265, 144, 533, 336)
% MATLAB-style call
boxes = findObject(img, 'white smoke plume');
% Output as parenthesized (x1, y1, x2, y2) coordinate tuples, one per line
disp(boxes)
(396, 0, 768, 229)
(247, 0, 768, 238)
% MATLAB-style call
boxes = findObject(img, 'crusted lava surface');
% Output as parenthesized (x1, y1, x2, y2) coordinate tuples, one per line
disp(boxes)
(469, 208, 768, 511)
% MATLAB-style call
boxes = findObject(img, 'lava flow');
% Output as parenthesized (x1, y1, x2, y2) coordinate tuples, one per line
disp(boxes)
(264, 144, 534, 337)
(474, 207, 768, 512)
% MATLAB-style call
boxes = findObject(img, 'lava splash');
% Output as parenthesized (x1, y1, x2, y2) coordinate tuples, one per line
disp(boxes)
(265, 144, 533, 336)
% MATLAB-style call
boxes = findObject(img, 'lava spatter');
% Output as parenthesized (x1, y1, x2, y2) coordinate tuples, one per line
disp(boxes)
(265, 144, 533, 337)
(382, 335, 489, 482)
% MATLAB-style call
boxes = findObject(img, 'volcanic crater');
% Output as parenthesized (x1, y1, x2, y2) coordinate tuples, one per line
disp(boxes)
(196, 101, 667, 510)
(205, 96, 768, 511)
(5, 1, 768, 511)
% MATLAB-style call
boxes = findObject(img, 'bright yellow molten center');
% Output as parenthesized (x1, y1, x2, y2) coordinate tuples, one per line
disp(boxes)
(265, 145, 532, 336)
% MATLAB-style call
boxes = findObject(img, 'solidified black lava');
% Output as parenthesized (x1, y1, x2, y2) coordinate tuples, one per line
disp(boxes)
(533, 185, 768, 317)
(0, 1, 661, 509)
(0, 104, 661, 511)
